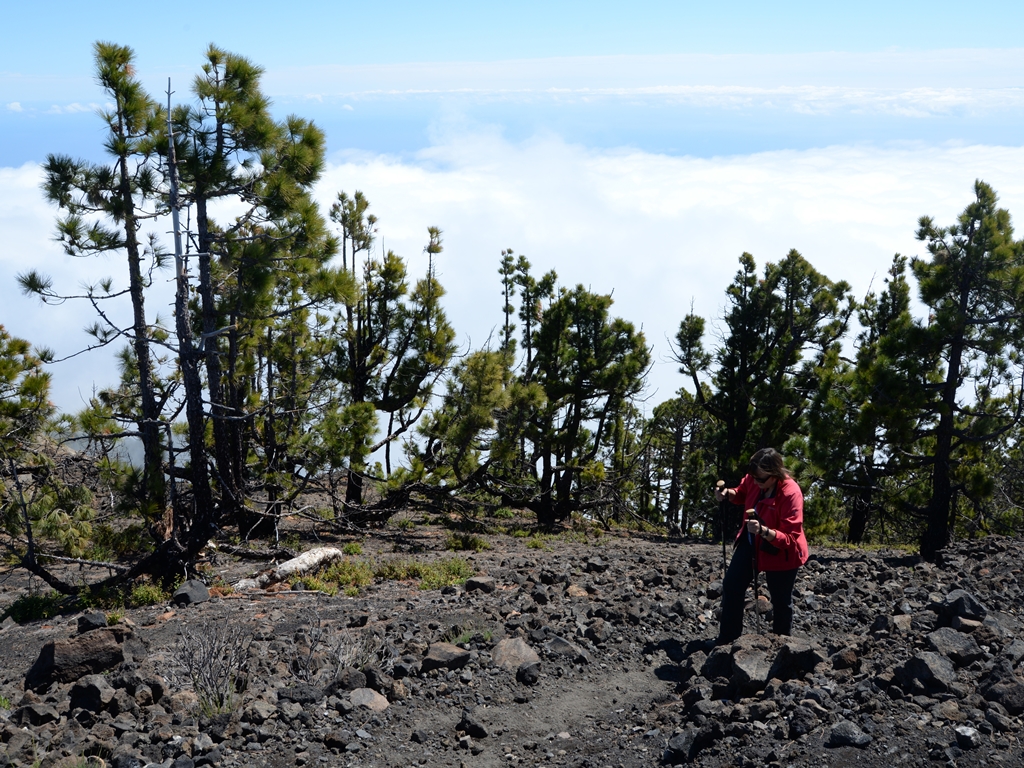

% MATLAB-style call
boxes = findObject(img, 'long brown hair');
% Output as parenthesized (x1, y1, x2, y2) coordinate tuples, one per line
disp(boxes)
(749, 447, 790, 481)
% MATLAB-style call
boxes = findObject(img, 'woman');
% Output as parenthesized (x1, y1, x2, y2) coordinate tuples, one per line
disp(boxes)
(712, 447, 808, 645)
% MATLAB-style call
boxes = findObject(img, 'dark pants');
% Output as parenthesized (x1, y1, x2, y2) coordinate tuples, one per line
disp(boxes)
(717, 534, 799, 643)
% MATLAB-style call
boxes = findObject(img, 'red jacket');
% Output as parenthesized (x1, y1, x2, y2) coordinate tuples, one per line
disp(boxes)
(726, 474, 809, 571)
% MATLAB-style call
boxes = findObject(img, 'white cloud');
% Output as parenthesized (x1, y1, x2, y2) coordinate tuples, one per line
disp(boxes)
(5, 137, 1024, 414)
(43, 101, 99, 115)
(293, 84, 1024, 119)
(6, 101, 22, 112)
(265, 49, 1024, 101)
(0, 163, 176, 413)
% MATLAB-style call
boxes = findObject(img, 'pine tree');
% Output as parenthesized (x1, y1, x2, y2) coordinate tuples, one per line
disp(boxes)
(803, 256, 937, 542)
(171, 45, 339, 533)
(674, 250, 854, 486)
(912, 181, 1024, 560)
(530, 285, 650, 526)
(327, 194, 457, 509)
(23, 42, 167, 521)
(0, 327, 97, 590)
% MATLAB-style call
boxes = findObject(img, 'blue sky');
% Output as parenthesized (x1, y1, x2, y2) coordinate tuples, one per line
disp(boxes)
(4, 2, 1024, 164)
(3, 2, 1024, 411)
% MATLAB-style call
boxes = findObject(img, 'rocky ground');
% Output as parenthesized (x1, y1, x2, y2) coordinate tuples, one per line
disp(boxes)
(1, 523, 1023, 768)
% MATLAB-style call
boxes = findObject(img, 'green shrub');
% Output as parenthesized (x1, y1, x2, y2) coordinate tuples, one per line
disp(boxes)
(289, 575, 339, 596)
(1, 591, 72, 623)
(394, 517, 416, 530)
(129, 583, 168, 608)
(373, 556, 474, 591)
(419, 557, 475, 591)
(492, 506, 516, 519)
(445, 533, 490, 552)
(321, 558, 374, 590)
(526, 535, 550, 550)
(342, 541, 363, 556)
(443, 619, 495, 644)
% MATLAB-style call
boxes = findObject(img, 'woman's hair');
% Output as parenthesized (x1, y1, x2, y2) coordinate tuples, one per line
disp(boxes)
(749, 447, 790, 480)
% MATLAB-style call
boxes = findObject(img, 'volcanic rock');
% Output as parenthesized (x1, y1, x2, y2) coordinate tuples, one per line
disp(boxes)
(25, 626, 131, 691)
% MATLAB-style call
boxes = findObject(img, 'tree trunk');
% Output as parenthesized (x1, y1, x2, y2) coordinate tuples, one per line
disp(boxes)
(117, 150, 164, 520)
(921, 293, 969, 562)
(195, 197, 250, 533)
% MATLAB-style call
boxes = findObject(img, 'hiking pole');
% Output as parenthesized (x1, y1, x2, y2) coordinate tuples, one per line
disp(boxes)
(748, 509, 762, 635)
(716, 480, 727, 577)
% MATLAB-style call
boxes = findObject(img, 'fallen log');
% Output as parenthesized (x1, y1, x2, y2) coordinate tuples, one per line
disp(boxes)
(234, 547, 345, 590)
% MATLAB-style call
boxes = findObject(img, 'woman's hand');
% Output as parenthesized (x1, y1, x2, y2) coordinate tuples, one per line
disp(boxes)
(746, 518, 776, 540)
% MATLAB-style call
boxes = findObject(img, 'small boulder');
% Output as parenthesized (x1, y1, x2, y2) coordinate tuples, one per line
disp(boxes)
(585, 619, 614, 645)
(665, 730, 696, 762)
(77, 611, 109, 634)
(457, 706, 489, 738)
(544, 635, 589, 664)
(926, 627, 984, 667)
(421, 642, 472, 672)
(980, 659, 1024, 715)
(788, 705, 818, 738)
(895, 652, 957, 695)
(330, 667, 367, 692)
(830, 647, 860, 672)
(954, 726, 983, 750)
(25, 626, 131, 691)
(11, 701, 60, 726)
(465, 576, 497, 593)
(768, 639, 827, 683)
(491, 637, 540, 671)
(942, 590, 986, 624)
(731, 645, 772, 695)
(69, 673, 116, 713)
(171, 580, 210, 607)
(517, 661, 542, 686)
(277, 682, 322, 705)
(349, 687, 389, 712)
(827, 719, 871, 748)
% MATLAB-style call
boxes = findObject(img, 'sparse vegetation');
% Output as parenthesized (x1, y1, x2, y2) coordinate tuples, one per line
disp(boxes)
(445, 532, 491, 552)
(322, 558, 374, 590)
(371, 556, 474, 590)
(289, 575, 339, 595)
(128, 583, 168, 608)
(1, 591, 73, 624)
(443, 619, 496, 645)
(175, 622, 254, 716)
(342, 541, 364, 556)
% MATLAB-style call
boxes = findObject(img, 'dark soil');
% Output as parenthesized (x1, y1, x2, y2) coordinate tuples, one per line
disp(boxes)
(1, 523, 1023, 768)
